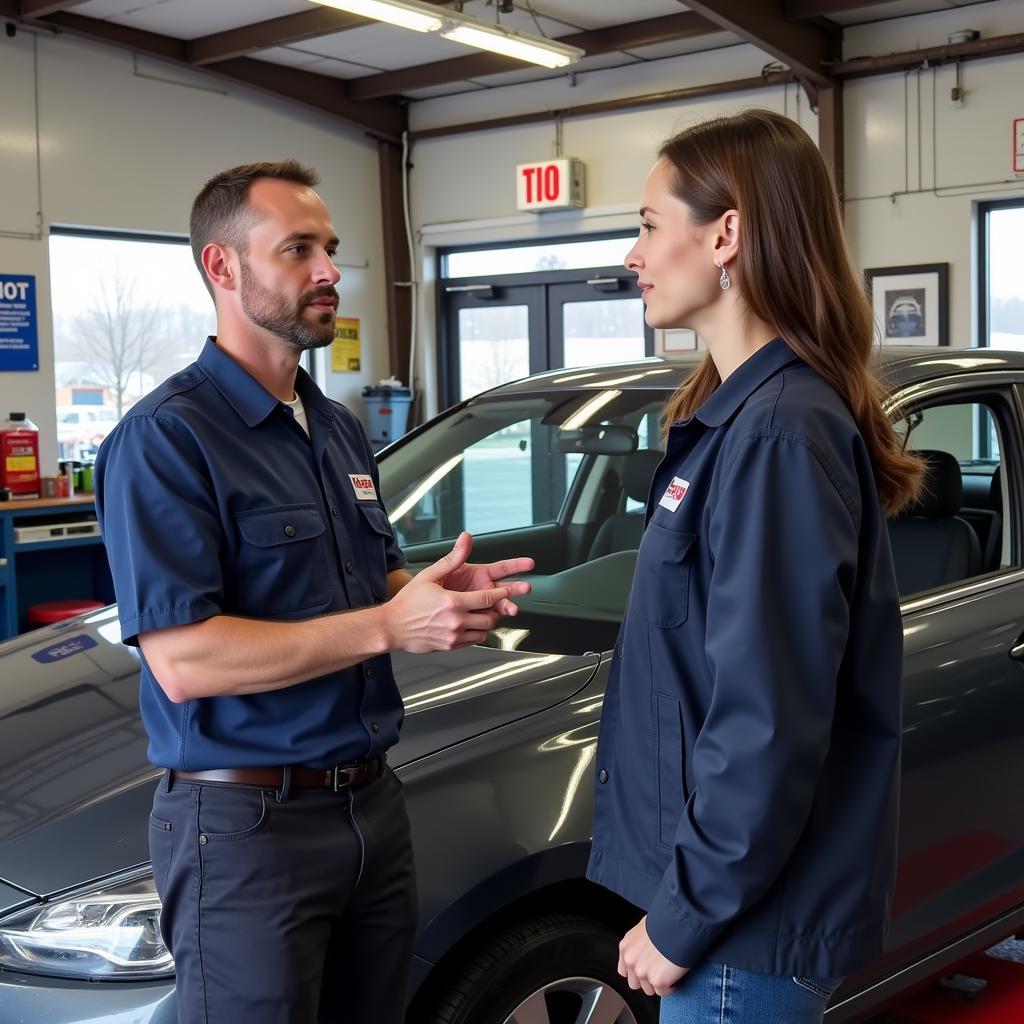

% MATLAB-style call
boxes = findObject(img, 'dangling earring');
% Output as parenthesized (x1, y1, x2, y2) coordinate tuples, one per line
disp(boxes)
(717, 262, 731, 290)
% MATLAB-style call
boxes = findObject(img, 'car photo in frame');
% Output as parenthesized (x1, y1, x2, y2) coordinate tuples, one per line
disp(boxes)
(865, 263, 949, 346)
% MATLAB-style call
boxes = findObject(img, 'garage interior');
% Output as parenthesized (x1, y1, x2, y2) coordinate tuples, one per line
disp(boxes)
(1, 1, 1023, 1022)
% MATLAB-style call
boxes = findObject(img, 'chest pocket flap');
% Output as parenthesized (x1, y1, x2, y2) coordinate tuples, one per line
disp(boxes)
(237, 505, 326, 546)
(634, 526, 697, 628)
(356, 502, 394, 537)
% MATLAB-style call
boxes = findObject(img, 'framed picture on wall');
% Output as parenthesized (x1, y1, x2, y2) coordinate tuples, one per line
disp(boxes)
(865, 263, 949, 346)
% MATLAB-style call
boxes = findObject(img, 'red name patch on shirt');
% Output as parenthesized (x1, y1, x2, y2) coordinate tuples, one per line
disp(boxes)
(658, 476, 690, 512)
(348, 474, 378, 500)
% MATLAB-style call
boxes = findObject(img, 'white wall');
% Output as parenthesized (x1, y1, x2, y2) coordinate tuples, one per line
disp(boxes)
(406, 0, 1024, 416)
(0, 30, 389, 474)
(844, 0, 1024, 348)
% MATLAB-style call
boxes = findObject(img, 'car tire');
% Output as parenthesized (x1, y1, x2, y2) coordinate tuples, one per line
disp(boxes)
(423, 913, 659, 1024)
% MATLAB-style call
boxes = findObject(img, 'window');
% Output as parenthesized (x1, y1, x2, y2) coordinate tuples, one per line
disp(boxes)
(444, 235, 632, 278)
(49, 230, 215, 461)
(890, 396, 1017, 598)
(978, 199, 1024, 349)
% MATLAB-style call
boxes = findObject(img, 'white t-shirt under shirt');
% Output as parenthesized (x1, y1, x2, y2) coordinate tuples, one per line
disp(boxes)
(283, 392, 309, 438)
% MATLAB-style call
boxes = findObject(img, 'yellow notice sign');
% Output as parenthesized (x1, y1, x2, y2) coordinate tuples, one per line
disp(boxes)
(332, 317, 361, 373)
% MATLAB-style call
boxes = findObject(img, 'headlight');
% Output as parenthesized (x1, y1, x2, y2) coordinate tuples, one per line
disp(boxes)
(0, 869, 173, 980)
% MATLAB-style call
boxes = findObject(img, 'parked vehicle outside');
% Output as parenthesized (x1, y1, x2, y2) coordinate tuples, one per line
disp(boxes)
(1, 347, 1022, 1023)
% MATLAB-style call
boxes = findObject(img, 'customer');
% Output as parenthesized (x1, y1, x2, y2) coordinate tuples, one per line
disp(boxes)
(95, 160, 533, 1024)
(586, 110, 922, 1023)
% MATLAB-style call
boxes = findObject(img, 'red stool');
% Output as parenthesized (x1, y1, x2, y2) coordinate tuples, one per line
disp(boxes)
(26, 600, 105, 628)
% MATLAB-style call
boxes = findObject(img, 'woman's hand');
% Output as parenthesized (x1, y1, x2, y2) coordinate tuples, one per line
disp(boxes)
(618, 916, 688, 997)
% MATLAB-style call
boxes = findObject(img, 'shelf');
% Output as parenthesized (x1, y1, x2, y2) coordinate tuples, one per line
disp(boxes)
(14, 537, 105, 553)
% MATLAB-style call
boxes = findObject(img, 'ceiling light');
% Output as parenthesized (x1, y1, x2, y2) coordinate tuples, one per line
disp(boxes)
(309, 0, 443, 33)
(307, 0, 584, 68)
(441, 17, 583, 69)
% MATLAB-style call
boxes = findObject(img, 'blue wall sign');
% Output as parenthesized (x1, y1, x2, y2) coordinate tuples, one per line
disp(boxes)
(0, 274, 39, 372)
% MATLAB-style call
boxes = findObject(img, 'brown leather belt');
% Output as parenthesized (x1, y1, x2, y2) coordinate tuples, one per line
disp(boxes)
(170, 757, 384, 792)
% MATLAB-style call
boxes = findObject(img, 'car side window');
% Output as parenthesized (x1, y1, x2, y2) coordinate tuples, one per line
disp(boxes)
(889, 397, 1018, 598)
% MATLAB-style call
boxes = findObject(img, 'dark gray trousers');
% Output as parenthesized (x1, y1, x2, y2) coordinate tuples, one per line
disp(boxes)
(149, 765, 417, 1024)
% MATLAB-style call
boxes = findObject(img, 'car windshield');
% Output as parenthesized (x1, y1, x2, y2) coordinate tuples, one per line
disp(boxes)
(378, 387, 669, 656)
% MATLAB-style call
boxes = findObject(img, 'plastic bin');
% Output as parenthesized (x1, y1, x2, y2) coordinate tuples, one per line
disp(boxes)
(362, 385, 412, 452)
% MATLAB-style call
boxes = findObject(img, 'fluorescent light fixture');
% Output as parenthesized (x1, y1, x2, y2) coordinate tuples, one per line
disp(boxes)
(307, 0, 584, 68)
(309, 0, 443, 33)
(441, 19, 584, 69)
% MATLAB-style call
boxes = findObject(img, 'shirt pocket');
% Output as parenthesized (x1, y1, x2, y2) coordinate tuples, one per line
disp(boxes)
(236, 503, 331, 614)
(633, 525, 697, 628)
(656, 693, 688, 849)
(355, 502, 394, 600)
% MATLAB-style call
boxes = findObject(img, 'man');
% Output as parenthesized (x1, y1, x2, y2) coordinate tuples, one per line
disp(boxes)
(95, 160, 533, 1024)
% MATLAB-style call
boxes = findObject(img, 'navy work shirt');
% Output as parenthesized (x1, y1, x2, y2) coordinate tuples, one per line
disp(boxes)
(95, 338, 407, 771)
(587, 338, 904, 977)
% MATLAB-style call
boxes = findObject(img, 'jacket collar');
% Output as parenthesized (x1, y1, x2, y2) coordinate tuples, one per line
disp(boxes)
(694, 337, 802, 428)
(197, 337, 334, 429)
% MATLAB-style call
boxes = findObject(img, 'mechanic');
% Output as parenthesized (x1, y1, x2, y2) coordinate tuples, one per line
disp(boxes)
(95, 160, 534, 1024)
(586, 111, 924, 1023)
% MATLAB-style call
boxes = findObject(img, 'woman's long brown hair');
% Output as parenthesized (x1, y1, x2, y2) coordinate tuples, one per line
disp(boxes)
(658, 110, 923, 515)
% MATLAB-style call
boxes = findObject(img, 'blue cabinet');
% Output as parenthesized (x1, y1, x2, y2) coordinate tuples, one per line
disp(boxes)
(0, 497, 114, 640)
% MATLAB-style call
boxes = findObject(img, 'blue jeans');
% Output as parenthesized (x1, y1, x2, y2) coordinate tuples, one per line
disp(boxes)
(660, 962, 843, 1023)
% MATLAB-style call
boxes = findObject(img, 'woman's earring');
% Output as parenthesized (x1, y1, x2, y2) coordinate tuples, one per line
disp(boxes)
(718, 263, 731, 290)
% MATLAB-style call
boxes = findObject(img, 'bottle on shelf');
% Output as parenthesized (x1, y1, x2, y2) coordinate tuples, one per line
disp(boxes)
(1, 412, 41, 499)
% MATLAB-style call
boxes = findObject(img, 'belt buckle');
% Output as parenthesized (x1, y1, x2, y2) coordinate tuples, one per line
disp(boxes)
(331, 763, 360, 792)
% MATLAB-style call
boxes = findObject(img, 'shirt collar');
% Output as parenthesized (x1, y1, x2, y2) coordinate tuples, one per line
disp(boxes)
(197, 337, 334, 428)
(694, 336, 802, 428)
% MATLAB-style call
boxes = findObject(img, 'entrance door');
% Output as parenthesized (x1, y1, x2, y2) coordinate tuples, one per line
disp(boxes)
(442, 269, 652, 406)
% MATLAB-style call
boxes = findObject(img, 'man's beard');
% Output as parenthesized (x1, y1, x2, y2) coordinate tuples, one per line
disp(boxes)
(239, 259, 337, 351)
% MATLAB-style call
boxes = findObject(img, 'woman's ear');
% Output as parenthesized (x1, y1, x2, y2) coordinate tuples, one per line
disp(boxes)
(711, 209, 741, 269)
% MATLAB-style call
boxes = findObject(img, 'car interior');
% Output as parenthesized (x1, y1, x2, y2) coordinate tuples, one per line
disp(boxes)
(380, 391, 1016, 658)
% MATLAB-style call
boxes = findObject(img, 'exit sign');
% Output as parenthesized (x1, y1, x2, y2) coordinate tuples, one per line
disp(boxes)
(516, 158, 585, 211)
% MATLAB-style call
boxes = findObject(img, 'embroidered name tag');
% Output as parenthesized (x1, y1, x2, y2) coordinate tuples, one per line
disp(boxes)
(658, 476, 690, 512)
(348, 474, 378, 501)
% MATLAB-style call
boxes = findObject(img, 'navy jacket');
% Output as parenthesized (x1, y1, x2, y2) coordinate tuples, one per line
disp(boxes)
(96, 338, 407, 771)
(587, 338, 903, 977)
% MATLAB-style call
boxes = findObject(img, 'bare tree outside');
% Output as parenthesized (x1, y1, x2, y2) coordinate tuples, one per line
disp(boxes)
(73, 264, 163, 417)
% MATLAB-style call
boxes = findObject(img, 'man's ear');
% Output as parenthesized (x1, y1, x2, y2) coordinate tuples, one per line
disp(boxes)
(711, 209, 741, 269)
(202, 242, 237, 294)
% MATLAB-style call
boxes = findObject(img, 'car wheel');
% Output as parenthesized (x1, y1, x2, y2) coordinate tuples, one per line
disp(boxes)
(423, 913, 659, 1024)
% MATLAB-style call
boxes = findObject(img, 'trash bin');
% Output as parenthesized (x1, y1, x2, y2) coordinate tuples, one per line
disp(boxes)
(362, 382, 412, 452)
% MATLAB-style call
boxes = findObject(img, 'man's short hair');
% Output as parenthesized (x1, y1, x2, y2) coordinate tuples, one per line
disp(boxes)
(189, 160, 320, 297)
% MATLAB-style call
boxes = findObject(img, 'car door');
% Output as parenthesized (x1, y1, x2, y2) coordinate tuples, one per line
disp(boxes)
(868, 376, 1024, 983)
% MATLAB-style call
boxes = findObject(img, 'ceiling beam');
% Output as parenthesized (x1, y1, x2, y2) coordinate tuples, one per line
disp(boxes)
(784, 0, 905, 19)
(832, 29, 1024, 78)
(26, 11, 406, 140)
(19, 0, 88, 16)
(189, 0, 452, 66)
(350, 11, 718, 100)
(683, 1, 837, 87)
(189, 9, 367, 66)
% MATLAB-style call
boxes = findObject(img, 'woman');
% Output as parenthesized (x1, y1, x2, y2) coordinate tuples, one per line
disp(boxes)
(585, 109, 923, 1023)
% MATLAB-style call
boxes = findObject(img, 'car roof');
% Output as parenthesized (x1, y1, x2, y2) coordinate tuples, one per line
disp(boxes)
(484, 348, 1024, 396)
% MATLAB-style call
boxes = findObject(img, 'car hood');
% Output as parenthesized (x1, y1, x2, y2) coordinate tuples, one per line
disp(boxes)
(0, 611, 599, 904)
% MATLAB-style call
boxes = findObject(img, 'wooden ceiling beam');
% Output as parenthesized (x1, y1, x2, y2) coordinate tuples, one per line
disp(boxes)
(36, 11, 406, 141)
(350, 11, 718, 99)
(189, 0, 453, 66)
(683, 0, 837, 87)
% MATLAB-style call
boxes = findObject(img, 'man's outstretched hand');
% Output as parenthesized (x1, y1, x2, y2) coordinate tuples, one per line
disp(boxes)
(432, 531, 534, 618)
(384, 532, 533, 654)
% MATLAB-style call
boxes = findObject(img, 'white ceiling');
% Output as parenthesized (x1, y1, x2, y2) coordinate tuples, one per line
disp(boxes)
(67, 0, 998, 102)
